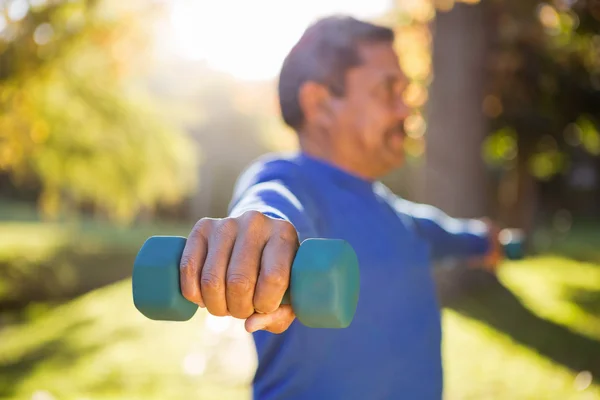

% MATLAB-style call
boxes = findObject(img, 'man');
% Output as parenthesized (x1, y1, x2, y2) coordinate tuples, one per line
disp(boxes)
(179, 16, 501, 399)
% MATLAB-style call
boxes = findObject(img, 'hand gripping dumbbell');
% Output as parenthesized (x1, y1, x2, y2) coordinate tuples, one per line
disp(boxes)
(132, 236, 360, 329)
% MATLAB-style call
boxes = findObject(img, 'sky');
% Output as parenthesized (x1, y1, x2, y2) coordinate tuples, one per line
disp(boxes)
(159, 0, 393, 81)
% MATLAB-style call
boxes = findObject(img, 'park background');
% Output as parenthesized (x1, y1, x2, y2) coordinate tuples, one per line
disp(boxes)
(1, 0, 599, 398)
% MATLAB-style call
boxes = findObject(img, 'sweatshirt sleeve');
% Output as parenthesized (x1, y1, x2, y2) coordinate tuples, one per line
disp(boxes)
(374, 183, 491, 261)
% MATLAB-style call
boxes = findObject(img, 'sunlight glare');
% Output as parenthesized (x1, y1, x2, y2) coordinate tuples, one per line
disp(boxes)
(166, 0, 392, 81)
(182, 351, 208, 376)
(205, 314, 232, 333)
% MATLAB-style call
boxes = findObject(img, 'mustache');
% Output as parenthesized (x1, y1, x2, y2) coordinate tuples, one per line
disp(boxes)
(386, 123, 406, 137)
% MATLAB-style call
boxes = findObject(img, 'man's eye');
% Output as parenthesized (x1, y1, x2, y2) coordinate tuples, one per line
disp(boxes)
(374, 79, 403, 101)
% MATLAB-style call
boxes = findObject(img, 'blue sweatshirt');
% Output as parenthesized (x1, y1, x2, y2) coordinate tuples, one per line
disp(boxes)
(228, 151, 490, 400)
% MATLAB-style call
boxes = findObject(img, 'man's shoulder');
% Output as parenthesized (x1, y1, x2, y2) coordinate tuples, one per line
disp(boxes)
(372, 182, 425, 232)
(237, 151, 305, 184)
(230, 151, 308, 201)
(372, 181, 407, 210)
(373, 182, 428, 217)
(243, 151, 304, 178)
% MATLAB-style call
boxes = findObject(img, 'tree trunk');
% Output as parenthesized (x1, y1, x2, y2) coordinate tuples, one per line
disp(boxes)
(420, 3, 489, 219)
(423, 2, 498, 296)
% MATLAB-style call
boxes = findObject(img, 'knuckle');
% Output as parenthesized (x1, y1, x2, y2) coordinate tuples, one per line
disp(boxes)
(201, 272, 224, 292)
(239, 211, 268, 239)
(241, 210, 266, 225)
(262, 264, 289, 290)
(179, 254, 196, 270)
(215, 218, 238, 240)
(191, 218, 213, 236)
(226, 273, 253, 296)
(275, 222, 298, 244)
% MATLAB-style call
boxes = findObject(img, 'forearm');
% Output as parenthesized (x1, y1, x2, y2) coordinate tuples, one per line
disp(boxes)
(413, 215, 492, 261)
(373, 183, 492, 261)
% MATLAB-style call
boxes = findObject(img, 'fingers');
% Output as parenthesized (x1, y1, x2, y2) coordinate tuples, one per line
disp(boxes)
(226, 214, 269, 319)
(180, 219, 210, 307)
(179, 212, 298, 336)
(245, 305, 296, 334)
(201, 218, 237, 316)
(254, 222, 298, 314)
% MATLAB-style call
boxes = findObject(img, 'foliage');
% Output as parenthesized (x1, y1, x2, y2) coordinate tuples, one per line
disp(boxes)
(390, 0, 600, 181)
(0, 0, 197, 222)
(0, 199, 192, 307)
(379, 1, 436, 160)
(479, 0, 599, 182)
(0, 280, 254, 400)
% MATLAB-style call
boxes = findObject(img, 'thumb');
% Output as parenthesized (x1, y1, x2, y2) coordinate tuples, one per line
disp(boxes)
(245, 305, 296, 334)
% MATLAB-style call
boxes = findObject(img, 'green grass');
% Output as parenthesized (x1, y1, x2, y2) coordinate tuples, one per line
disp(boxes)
(0, 199, 193, 259)
(0, 203, 192, 307)
(0, 281, 254, 400)
(0, 219, 192, 262)
(443, 256, 600, 399)
(1, 200, 598, 399)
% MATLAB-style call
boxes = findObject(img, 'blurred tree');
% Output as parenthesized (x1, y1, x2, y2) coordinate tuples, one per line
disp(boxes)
(483, 0, 600, 226)
(422, 2, 490, 219)
(377, 1, 435, 199)
(146, 59, 278, 219)
(0, 0, 197, 223)
(390, 0, 600, 229)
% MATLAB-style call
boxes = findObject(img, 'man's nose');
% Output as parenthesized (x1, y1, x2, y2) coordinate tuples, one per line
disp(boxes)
(394, 98, 411, 119)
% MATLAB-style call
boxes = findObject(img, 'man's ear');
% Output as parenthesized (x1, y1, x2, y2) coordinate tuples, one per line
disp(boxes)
(298, 81, 335, 128)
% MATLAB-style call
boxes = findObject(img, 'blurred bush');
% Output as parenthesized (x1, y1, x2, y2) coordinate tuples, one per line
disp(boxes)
(0, 200, 191, 310)
(0, 0, 197, 223)
(483, 0, 600, 179)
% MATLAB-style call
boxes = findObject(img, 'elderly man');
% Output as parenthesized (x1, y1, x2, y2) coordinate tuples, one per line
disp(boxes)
(179, 15, 501, 400)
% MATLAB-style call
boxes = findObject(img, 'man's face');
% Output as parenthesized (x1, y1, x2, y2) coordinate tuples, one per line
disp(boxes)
(329, 42, 411, 176)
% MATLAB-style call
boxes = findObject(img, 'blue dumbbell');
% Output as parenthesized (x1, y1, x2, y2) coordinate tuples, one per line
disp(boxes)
(132, 236, 360, 329)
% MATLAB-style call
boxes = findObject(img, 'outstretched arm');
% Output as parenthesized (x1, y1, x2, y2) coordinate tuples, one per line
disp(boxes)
(375, 184, 501, 267)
